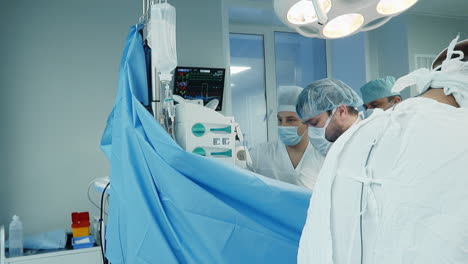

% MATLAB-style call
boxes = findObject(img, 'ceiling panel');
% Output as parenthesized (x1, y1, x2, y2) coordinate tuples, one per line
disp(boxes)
(229, 7, 283, 26)
(410, 0, 468, 19)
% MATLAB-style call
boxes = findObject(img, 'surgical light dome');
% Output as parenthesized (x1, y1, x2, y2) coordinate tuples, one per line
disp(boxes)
(274, 0, 419, 39)
(286, 0, 332, 25)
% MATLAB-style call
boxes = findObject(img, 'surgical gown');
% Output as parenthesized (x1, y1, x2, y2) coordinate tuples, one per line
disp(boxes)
(249, 141, 325, 189)
(298, 97, 468, 264)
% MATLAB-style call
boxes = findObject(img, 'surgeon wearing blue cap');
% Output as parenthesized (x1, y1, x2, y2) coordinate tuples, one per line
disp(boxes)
(248, 86, 325, 190)
(296, 78, 363, 156)
(360, 76, 402, 110)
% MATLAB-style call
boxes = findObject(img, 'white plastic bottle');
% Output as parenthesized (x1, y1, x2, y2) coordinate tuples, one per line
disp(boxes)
(8, 215, 23, 257)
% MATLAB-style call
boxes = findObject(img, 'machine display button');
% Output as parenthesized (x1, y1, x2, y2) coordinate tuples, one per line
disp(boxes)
(192, 123, 206, 137)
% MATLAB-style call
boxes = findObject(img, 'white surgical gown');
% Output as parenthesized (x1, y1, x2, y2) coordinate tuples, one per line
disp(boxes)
(248, 141, 325, 189)
(298, 97, 468, 264)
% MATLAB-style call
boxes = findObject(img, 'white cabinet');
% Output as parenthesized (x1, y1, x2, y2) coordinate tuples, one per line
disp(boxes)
(4, 247, 103, 264)
(1, 225, 103, 264)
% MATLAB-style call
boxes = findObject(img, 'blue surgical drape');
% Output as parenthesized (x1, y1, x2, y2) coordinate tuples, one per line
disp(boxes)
(100, 24, 311, 264)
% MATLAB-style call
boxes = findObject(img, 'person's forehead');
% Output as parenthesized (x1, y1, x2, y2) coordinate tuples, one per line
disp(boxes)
(277, 111, 298, 118)
(304, 112, 327, 122)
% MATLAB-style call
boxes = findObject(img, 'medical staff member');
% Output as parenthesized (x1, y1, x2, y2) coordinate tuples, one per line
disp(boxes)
(296, 78, 363, 156)
(248, 86, 325, 189)
(360, 76, 402, 110)
(297, 35, 468, 264)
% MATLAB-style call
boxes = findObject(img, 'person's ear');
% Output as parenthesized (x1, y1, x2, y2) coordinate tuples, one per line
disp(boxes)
(394, 96, 402, 103)
(337, 104, 347, 118)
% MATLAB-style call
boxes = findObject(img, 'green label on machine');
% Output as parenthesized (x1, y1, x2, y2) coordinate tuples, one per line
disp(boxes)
(210, 126, 232, 134)
(192, 147, 207, 156)
(210, 149, 233, 157)
(192, 123, 206, 137)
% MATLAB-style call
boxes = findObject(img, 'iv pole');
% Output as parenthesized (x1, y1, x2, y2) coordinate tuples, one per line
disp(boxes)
(141, 0, 171, 129)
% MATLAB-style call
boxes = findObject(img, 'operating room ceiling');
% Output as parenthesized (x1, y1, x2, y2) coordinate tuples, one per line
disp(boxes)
(228, 0, 468, 25)
(410, 0, 468, 19)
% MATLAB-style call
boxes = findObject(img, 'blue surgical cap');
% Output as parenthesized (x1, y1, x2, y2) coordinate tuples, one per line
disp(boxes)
(277, 85, 304, 113)
(360, 76, 399, 104)
(296, 78, 363, 120)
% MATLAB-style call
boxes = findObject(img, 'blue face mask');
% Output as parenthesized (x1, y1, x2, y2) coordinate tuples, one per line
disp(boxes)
(307, 109, 335, 156)
(278, 126, 304, 146)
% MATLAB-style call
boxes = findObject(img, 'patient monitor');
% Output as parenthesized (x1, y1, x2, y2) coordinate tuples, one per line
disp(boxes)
(173, 67, 225, 111)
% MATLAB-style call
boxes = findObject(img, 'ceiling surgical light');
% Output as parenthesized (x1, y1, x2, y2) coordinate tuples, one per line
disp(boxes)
(376, 0, 419, 15)
(274, 0, 419, 39)
(287, 0, 332, 25)
(323, 13, 364, 39)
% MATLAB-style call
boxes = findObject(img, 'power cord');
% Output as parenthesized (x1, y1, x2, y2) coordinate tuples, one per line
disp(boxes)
(100, 182, 110, 264)
(87, 177, 109, 212)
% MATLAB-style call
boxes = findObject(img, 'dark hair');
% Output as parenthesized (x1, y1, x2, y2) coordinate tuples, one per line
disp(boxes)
(347, 106, 359, 115)
(432, 40, 468, 70)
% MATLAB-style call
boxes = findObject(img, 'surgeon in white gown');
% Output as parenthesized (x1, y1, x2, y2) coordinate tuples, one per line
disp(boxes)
(298, 35, 468, 264)
(248, 85, 324, 189)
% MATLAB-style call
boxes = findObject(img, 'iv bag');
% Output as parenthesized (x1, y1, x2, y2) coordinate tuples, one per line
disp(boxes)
(149, 2, 177, 81)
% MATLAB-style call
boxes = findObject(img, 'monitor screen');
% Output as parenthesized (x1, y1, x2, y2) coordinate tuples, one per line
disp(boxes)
(173, 67, 226, 111)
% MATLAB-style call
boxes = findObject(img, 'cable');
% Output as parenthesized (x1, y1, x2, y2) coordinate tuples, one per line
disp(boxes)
(100, 182, 110, 264)
(87, 177, 108, 209)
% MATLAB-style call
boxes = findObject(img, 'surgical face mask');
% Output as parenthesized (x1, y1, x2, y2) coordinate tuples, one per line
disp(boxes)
(307, 110, 335, 156)
(376, 99, 396, 111)
(278, 126, 304, 146)
(363, 99, 395, 118)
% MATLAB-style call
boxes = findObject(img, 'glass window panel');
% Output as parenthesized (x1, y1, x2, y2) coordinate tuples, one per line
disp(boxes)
(274, 32, 327, 88)
(229, 33, 268, 149)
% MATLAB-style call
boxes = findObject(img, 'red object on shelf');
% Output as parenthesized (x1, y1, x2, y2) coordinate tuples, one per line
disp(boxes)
(71, 212, 90, 228)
